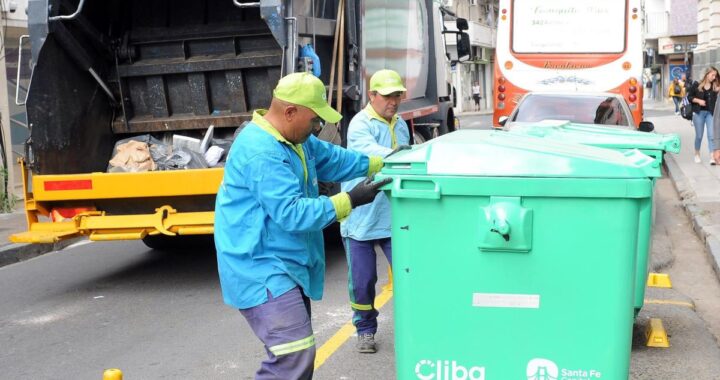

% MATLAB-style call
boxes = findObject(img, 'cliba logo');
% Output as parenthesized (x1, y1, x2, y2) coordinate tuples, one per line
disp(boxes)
(415, 359, 486, 380)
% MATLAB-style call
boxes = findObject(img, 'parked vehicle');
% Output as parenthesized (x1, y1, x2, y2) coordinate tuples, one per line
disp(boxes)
(493, 0, 645, 127)
(500, 92, 654, 132)
(12, 0, 470, 248)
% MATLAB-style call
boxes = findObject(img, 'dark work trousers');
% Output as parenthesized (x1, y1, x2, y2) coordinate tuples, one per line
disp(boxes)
(672, 96, 681, 113)
(239, 287, 315, 380)
(343, 237, 392, 335)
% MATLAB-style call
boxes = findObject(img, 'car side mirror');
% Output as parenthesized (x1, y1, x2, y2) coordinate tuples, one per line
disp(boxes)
(499, 116, 508, 126)
(638, 121, 654, 132)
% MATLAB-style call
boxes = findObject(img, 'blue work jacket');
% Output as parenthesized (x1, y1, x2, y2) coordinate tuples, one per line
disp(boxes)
(215, 110, 370, 309)
(340, 105, 410, 241)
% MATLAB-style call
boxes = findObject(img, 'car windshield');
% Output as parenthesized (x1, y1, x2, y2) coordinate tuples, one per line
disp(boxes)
(512, 95, 631, 127)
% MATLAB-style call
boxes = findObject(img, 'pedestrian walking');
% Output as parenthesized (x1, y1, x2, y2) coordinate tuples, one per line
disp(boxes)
(653, 72, 661, 100)
(472, 81, 482, 111)
(668, 77, 685, 115)
(688, 66, 720, 165)
(214, 72, 391, 380)
(340, 69, 411, 354)
(713, 94, 720, 165)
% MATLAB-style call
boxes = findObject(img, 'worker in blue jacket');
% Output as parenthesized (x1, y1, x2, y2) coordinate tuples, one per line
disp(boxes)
(340, 69, 411, 353)
(215, 72, 390, 380)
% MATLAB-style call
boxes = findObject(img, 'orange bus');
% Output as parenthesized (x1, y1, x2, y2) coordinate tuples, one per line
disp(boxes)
(493, 0, 644, 127)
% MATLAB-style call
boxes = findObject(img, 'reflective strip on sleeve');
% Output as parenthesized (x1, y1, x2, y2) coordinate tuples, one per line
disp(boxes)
(330, 192, 352, 221)
(350, 302, 373, 311)
(268, 335, 316, 357)
(367, 156, 384, 176)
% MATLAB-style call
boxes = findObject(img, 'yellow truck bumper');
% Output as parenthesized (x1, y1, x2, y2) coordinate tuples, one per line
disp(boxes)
(10, 161, 223, 243)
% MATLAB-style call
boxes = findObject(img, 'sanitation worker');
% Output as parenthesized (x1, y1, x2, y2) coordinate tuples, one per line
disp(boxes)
(215, 72, 390, 379)
(341, 69, 411, 353)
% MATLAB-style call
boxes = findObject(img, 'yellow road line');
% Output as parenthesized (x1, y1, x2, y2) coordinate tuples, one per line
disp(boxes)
(644, 298, 695, 310)
(314, 287, 394, 370)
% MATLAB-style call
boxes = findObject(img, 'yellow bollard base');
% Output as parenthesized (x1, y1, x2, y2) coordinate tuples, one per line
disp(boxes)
(645, 318, 670, 348)
(103, 368, 123, 380)
(647, 272, 672, 288)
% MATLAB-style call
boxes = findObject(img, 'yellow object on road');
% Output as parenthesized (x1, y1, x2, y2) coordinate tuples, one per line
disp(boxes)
(647, 273, 673, 288)
(645, 318, 670, 348)
(103, 368, 123, 380)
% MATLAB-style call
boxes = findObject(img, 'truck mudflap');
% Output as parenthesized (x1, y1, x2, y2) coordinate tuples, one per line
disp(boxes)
(10, 159, 222, 243)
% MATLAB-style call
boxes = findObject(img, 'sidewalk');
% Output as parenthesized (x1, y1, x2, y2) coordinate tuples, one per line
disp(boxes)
(0, 209, 78, 267)
(646, 99, 720, 281)
(644, 97, 676, 112)
(457, 109, 494, 116)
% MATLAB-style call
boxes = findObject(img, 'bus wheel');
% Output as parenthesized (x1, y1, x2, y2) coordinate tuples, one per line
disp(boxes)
(142, 234, 215, 251)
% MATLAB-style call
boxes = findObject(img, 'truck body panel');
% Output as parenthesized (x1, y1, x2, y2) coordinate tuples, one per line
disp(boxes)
(14, 0, 458, 244)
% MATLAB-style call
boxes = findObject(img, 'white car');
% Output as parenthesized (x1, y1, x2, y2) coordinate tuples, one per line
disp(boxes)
(500, 92, 654, 132)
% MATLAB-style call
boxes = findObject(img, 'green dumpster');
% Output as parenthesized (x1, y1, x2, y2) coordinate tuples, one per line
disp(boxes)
(505, 122, 680, 316)
(506, 121, 680, 177)
(379, 130, 657, 380)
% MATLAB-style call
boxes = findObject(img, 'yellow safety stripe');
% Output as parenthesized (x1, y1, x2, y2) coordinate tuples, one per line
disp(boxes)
(350, 302, 373, 311)
(253, 110, 308, 183)
(268, 335, 316, 356)
(364, 103, 398, 149)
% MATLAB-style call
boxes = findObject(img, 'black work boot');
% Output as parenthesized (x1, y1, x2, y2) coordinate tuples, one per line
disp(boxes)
(357, 332, 377, 353)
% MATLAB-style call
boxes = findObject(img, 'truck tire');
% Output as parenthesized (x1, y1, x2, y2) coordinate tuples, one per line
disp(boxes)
(413, 101, 455, 139)
(412, 129, 428, 144)
(437, 101, 455, 135)
(142, 234, 215, 251)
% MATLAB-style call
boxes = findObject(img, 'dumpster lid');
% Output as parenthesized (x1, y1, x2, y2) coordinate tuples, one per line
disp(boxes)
(383, 130, 659, 178)
(507, 123, 681, 153)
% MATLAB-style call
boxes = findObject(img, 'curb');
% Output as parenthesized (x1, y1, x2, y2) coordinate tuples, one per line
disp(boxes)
(0, 237, 82, 268)
(664, 154, 720, 282)
(650, 226, 675, 272)
(457, 110, 494, 116)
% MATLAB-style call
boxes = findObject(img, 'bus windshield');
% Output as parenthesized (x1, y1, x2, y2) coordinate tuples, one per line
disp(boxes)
(512, 94, 631, 127)
(512, 0, 627, 54)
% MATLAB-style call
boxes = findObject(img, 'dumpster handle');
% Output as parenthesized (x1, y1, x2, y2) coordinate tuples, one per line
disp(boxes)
(490, 218, 511, 241)
(479, 197, 533, 253)
(392, 179, 440, 200)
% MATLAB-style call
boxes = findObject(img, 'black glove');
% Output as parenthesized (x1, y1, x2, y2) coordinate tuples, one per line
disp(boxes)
(347, 176, 393, 208)
(387, 145, 411, 158)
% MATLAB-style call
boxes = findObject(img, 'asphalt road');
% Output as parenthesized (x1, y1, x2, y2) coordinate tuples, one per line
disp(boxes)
(0, 231, 397, 379)
(457, 112, 493, 130)
(1, 112, 719, 379)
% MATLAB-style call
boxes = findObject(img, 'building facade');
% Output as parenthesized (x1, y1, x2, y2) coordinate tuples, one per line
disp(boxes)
(693, 0, 720, 82)
(0, 0, 30, 203)
(643, 0, 698, 102)
(444, 0, 498, 113)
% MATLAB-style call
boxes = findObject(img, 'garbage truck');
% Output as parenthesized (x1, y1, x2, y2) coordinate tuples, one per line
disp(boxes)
(12, 0, 470, 248)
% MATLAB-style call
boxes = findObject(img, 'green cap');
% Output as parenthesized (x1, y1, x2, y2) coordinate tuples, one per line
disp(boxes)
(273, 72, 342, 123)
(369, 69, 407, 95)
